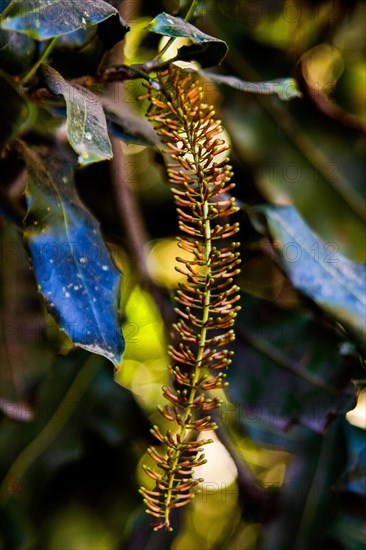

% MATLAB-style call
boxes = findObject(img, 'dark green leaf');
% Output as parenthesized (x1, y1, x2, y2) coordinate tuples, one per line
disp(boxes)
(339, 422, 366, 496)
(0, 28, 36, 75)
(224, 87, 365, 261)
(0, 187, 23, 226)
(0, 351, 149, 518)
(0, 0, 121, 41)
(147, 12, 228, 67)
(0, 0, 11, 14)
(0, 70, 32, 144)
(326, 512, 366, 550)
(41, 64, 112, 165)
(263, 421, 347, 550)
(96, 11, 129, 50)
(251, 205, 366, 344)
(202, 72, 302, 101)
(19, 144, 124, 365)
(228, 295, 357, 438)
(0, 224, 54, 409)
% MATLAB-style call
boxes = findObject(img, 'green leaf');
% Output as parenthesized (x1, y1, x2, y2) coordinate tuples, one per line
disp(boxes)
(0, 1, 11, 14)
(0, 0, 122, 41)
(19, 144, 124, 365)
(0, 224, 54, 407)
(202, 72, 302, 101)
(224, 88, 365, 261)
(147, 12, 228, 67)
(326, 511, 366, 550)
(251, 205, 366, 344)
(339, 422, 366, 496)
(96, 8, 129, 50)
(263, 421, 347, 550)
(0, 70, 32, 143)
(41, 64, 112, 165)
(0, 187, 23, 226)
(228, 295, 357, 439)
(0, 351, 149, 515)
(0, 28, 36, 75)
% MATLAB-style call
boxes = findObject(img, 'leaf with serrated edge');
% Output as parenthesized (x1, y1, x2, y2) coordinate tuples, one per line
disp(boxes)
(41, 64, 112, 165)
(1, 0, 123, 41)
(253, 205, 366, 344)
(20, 144, 124, 365)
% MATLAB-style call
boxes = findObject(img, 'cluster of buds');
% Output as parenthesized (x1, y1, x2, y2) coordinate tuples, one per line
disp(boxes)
(139, 65, 241, 530)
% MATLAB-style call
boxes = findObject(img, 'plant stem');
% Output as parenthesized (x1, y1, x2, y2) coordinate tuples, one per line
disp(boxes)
(185, 0, 200, 21)
(0, 2, 13, 20)
(21, 37, 59, 85)
(109, 137, 150, 284)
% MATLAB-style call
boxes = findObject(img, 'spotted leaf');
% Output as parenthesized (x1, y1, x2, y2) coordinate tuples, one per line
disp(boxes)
(41, 64, 112, 165)
(20, 144, 124, 365)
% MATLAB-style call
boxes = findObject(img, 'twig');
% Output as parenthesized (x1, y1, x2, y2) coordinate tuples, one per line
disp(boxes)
(109, 137, 150, 282)
(29, 61, 166, 102)
(298, 63, 366, 133)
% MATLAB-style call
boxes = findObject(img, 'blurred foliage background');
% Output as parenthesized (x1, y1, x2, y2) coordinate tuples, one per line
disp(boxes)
(0, 0, 365, 548)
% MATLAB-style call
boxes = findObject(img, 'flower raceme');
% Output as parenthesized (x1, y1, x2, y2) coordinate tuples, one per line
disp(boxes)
(139, 66, 241, 531)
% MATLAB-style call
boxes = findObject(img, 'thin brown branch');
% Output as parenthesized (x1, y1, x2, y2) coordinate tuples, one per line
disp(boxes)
(298, 62, 366, 133)
(109, 137, 150, 283)
(29, 61, 168, 102)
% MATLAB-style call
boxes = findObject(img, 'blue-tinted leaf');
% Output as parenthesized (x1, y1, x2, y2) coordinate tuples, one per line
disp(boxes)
(20, 144, 124, 365)
(251, 205, 366, 344)
(41, 64, 112, 165)
(1, 0, 123, 41)
(55, 26, 96, 49)
(147, 12, 227, 67)
(202, 72, 302, 101)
